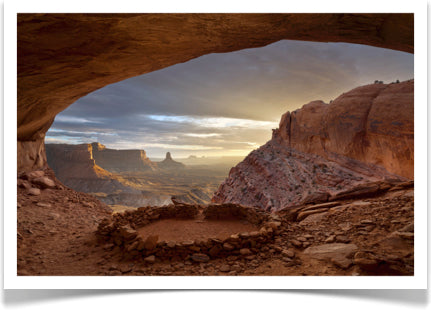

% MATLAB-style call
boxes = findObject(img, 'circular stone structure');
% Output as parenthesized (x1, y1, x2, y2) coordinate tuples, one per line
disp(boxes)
(96, 203, 282, 262)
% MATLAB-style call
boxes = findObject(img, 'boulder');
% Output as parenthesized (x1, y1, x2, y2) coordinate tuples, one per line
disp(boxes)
(32, 176, 56, 189)
(191, 253, 210, 263)
(28, 187, 41, 196)
(303, 243, 358, 261)
(143, 235, 159, 250)
(119, 225, 137, 241)
(144, 255, 156, 263)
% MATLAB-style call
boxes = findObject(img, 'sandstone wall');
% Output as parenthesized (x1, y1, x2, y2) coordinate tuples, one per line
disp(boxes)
(276, 81, 414, 179)
(213, 81, 413, 211)
(17, 13, 413, 171)
(45, 143, 137, 194)
(91, 142, 157, 172)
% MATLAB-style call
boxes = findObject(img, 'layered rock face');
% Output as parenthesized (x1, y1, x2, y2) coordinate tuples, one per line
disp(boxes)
(91, 142, 157, 172)
(45, 143, 137, 194)
(17, 13, 413, 171)
(276, 81, 414, 179)
(158, 152, 185, 170)
(213, 81, 413, 211)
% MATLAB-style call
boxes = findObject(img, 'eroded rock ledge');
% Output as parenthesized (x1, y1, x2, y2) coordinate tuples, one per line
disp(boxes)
(17, 13, 413, 171)
(212, 81, 413, 211)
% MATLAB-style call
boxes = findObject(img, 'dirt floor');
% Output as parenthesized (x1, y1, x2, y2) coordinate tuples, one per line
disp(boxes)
(17, 169, 414, 276)
(137, 217, 258, 242)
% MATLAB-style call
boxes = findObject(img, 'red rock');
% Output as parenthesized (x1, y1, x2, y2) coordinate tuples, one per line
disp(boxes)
(278, 82, 413, 179)
(212, 81, 412, 211)
(17, 14, 412, 172)
(119, 225, 137, 241)
(223, 243, 235, 251)
(90, 142, 157, 172)
(33, 176, 55, 189)
(45, 143, 139, 194)
(239, 248, 252, 255)
(144, 255, 156, 263)
(303, 243, 358, 260)
(28, 187, 41, 196)
(297, 209, 329, 221)
(219, 265, 231, 272)
(191, 253, 210, 263)
(282, 249, 295, 258)
(143, 235, 159, 250)
(27, 170, 45, 179)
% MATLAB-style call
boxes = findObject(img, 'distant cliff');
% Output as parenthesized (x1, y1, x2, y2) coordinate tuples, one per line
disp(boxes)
(91, 142, 157, 172)
(45, 143, 137, 194)
(212, 80, 413, 211)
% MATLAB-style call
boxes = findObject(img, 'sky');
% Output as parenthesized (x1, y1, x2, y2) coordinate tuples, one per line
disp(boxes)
(45, 40, 413, 158)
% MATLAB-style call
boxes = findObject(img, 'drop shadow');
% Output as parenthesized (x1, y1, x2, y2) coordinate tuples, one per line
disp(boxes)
(263, 289, 429, 306)
(2, 289, 428, 306)
(2, 289, 160, 305)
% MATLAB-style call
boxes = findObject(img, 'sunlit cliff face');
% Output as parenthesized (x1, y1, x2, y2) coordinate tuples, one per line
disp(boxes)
(46, 39, 413, 158)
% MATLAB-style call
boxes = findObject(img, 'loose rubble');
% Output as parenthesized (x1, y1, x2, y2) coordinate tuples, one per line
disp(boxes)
(17, 170, 414, 276)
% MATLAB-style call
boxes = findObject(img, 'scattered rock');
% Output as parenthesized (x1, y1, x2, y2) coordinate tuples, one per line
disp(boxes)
(209, 245, 222, 257)
(291, 240, 302, 248)
(335, 235, 350, 243)
(119, 225, 137, 241)
(301, 201, 341, 212)
(27, 170, 45, 179)
(120, 264, 133, 273)
(297, 208, 329, 221)
(394, 231, 414, 240)
(353, 251, 379, 271)
(223, 243, 235, 251)
(303, 243, 358, 261)
(239, 248, 252, 255)
(191, 253, 210, 263)
(144, 235, 159, 250)
(28, 188, 41, 196)
(299, 212, 328, 224)
(32, 177, 56, 189)
(17, 179, 31, 189)
(167, 241, 176, 248)
(281, 249, 295, 258)
(399, 223, 414, 232)
(47, 212, 60, 220)
(36, 202, 51, 208)
(325, 235, 335, 243)
(219, 265, 231, 272)
(267, 222, 281, 230)
(103, 243, 115, 251)
(181, 240, 194, 246)
(331, 257, 352, 269)
(144, 255, 156, 264)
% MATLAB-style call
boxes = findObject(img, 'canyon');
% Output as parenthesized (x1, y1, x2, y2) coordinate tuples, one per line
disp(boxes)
(17, 14, 413, 172)
(212, 80, 414, 211)
(15, 13, 415, 278)
(46, 142, 232, 208)
(19, 79, 414, 277)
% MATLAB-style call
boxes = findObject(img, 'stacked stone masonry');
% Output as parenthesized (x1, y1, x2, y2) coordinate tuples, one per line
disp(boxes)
(96, 203, 282, 262)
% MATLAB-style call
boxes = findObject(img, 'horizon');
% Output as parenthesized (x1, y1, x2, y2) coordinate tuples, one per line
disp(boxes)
(45, 39, 413, 158)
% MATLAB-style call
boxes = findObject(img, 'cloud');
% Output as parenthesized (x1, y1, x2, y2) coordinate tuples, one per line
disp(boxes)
(46, 39, 413, 157)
